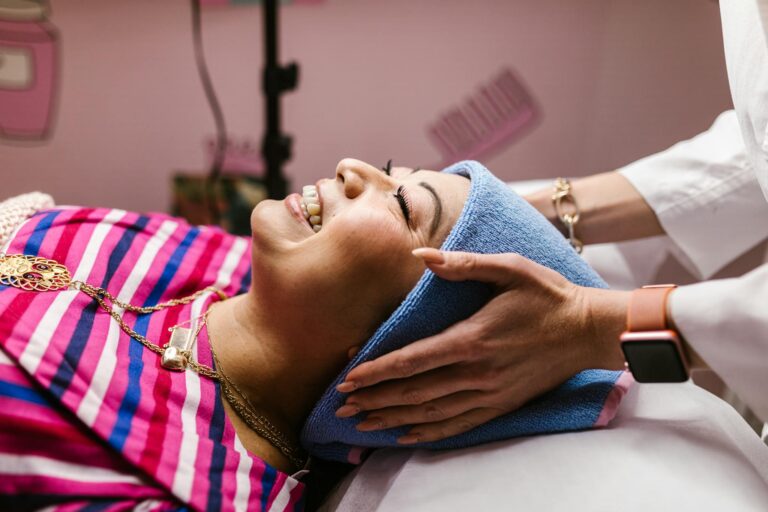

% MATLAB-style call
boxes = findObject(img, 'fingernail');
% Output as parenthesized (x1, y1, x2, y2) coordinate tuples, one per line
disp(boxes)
(335, 404, 360, 418)
(397, 433, 421, 445)
(356, 417, 385, 431)
(336, 381, 358, 393)
(412, 247, 445, 264)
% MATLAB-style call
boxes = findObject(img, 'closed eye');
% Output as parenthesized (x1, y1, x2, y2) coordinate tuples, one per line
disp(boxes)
(380, 161, 412, 227)
(394, 185, 412, 226)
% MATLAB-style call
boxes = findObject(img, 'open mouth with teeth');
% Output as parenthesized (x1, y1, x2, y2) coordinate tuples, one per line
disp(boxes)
(300, 185, 323, 233)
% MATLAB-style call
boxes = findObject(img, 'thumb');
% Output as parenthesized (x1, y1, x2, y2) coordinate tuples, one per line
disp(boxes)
(412, 248, 530, 288)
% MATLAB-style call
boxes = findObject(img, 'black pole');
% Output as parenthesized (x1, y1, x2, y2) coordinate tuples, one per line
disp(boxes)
(261, 0, 298, 199)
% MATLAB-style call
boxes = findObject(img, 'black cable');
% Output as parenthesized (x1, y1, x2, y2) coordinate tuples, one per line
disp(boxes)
(190, 0, 226, 226)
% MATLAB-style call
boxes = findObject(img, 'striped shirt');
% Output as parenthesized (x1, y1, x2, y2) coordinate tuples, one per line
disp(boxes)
(0, 207, 305, 511)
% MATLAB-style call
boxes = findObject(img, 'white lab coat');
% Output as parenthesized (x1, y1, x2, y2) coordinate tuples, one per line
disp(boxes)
(322, 2, 768, 510)
(619, 0, 768, 423)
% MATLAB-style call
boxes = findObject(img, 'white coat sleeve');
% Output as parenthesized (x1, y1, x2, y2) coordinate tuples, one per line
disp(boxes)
(671, 262, 768, 422)
(618, 110, 768, 279)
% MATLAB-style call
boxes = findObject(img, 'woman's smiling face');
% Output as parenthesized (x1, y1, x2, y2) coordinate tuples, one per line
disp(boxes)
(249, 158, 470, 344)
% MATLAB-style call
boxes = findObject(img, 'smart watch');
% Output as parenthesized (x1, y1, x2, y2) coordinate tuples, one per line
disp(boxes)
(620, 284, 690, 383)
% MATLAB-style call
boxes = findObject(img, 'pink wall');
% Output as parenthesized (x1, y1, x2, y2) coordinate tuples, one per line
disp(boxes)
(0, 0, 732, 212)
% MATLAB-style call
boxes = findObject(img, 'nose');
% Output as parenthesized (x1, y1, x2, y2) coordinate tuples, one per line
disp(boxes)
(335, 158, 392, 199)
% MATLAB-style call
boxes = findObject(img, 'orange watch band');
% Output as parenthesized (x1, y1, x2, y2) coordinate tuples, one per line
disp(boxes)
(626, 284, 677, 332)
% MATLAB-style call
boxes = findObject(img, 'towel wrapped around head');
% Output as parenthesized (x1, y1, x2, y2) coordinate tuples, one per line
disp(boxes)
(301, 160, 630, 463)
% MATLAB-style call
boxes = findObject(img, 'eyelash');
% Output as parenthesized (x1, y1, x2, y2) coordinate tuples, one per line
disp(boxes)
(381, 159, 393, 176)
(395, 185, 412, 224)
(381, 160, 412, 225)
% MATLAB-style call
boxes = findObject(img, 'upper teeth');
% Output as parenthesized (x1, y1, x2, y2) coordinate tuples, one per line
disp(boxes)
(301, 185, 322, 233)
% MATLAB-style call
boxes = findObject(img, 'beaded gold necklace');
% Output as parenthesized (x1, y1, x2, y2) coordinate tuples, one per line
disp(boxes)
(0, 253, 307, 469)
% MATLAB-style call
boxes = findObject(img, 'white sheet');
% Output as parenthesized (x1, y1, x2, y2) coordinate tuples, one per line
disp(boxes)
(322, 383, 768, 511)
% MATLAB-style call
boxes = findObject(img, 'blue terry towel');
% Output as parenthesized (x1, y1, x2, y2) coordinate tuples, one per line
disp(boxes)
(300, 160, 627, 463)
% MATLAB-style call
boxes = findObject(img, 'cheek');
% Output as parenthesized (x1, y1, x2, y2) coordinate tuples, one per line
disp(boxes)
(250, 207, 425, 320)
(324, 215, 423, 297)
(330, 214, 407, 261)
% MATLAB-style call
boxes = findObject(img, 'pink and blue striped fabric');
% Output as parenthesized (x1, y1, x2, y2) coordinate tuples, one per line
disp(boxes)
(0, 207, 305, 511)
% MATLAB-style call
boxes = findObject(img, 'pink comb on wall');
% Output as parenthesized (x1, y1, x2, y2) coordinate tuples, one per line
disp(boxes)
(428, 68, 539, 167)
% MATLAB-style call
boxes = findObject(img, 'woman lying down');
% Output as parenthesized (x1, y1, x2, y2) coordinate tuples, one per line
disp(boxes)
(0, 160, 629, 511)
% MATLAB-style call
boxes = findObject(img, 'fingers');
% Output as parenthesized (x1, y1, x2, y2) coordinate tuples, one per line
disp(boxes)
(354, 390, 488, 432)
(398, 407, 502, 444)
(412, 249, 535, 288)
(338, 366, 484, 416)
(339, 327, 472, 391)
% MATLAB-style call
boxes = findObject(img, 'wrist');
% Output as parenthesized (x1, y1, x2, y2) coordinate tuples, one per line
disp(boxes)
(582, 287, 631, 370)
(525, 189, 564, 234)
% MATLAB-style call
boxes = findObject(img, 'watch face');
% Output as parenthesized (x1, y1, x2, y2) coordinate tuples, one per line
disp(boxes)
(621, 339, 688, 383)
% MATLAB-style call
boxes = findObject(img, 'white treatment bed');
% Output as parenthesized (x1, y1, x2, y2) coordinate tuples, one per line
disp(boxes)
(321, 382, 768, 511)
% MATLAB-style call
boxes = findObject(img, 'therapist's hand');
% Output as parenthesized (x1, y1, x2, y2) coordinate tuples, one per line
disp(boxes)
(335, 248, 629, 444)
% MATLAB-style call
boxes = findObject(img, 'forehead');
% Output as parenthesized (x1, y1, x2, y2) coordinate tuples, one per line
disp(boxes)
(399, 168, 471, 241)
(402, 168, 469, 196)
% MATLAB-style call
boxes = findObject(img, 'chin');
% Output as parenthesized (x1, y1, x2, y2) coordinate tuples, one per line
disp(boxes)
(249, 200, 273, 233)
(250, 199, 306, 250)
(249, 200, 278, 247)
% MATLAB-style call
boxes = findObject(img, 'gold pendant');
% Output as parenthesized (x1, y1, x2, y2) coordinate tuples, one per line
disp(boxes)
(162, 325, 193, 371)
(0, 254, 72, 292)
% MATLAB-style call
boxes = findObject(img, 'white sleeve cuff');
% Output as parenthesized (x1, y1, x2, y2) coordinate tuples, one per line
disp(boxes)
(619, 110, 768, 279)
(670, 263, 768, 422)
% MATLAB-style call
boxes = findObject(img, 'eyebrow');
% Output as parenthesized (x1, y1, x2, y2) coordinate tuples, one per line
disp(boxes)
(419, 181, 443, 238)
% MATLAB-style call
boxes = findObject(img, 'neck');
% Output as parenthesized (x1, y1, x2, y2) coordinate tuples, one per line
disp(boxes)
(206, 292, 349, 445)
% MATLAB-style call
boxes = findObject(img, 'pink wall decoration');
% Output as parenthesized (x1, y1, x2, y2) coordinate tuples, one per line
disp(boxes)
(428, 68, 539, 168)
(0, 0, 58, 141)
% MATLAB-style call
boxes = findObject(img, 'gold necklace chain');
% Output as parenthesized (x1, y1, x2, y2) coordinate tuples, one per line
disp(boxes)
(76, 280, 223, 378)
(0, 253, 307, 470)
(209, 329, 307, 469)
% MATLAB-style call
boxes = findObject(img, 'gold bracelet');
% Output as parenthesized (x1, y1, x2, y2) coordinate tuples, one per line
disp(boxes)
(552, 177, 583, 253)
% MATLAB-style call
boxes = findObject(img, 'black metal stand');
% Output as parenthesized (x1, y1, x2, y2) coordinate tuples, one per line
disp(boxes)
(261, 0, 298, 199)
